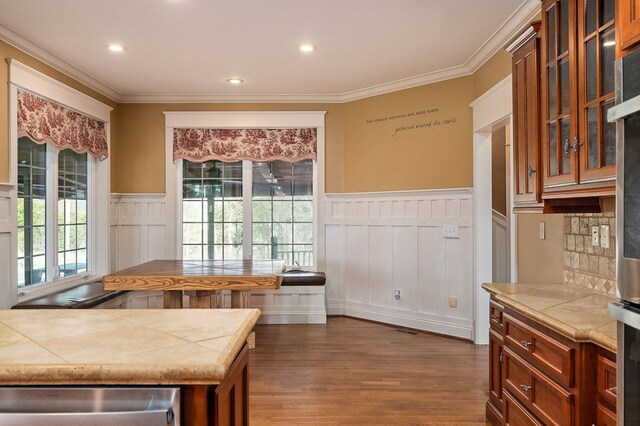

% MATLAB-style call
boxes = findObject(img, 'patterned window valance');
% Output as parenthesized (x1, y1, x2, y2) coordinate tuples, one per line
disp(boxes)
(173, 128, 317, 163)
(17, 89, 109, 160)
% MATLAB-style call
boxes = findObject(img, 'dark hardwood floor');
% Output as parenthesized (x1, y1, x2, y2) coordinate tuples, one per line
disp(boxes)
(250, 316, 489, 425)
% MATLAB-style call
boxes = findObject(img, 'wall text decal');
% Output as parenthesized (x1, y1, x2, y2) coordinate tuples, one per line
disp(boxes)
(365, 107, 457, 137)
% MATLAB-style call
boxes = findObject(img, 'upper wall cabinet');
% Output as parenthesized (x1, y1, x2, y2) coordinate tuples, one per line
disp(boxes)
(509, 22, 543, 212)
(540, 0, 616, 203)
(617, 0, 640, 53)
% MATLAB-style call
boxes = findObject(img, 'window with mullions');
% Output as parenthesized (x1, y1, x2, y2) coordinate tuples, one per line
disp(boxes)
(252, 160, 313, 266)
(57, 149, 88, 278)
(17, 139, 89, 287)
(182, 160, 244, 260)
(17, 137, 47, 287)
(180, 159, 315, 266)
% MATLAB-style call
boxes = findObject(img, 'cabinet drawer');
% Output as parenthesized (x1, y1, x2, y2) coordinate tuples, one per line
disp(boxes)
(596, 402, 617, 426)
(504, 313, 574, 387)
(490, 301, 505, 334)
(504, 390, 544, 426)
(597, 353, 617, 408)
(503, 347, 574, 426)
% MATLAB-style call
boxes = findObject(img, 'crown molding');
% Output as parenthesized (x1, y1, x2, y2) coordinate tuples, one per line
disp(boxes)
(465, 0, 540, 72)
(0, 23, 122, 102)
(0, 0, 538, 105)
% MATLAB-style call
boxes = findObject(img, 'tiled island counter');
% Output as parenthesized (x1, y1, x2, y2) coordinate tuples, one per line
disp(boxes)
(0, 308, 260, 425)
(482, 283, 617, 425)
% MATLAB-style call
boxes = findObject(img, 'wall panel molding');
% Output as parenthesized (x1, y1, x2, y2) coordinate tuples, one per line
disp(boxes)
(0, 184, 17, 308)
(323, 189, 474, 340)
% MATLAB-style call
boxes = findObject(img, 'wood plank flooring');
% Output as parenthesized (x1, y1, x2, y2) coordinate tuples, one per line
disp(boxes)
(250, 316, 489, 425)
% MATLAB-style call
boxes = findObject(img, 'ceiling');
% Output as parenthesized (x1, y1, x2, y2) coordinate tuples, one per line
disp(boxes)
(0, 0, 538, 103)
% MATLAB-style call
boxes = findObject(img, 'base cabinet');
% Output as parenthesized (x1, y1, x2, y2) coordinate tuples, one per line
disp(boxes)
(182, 344, 249, 426)
(486, 296, 616, 425)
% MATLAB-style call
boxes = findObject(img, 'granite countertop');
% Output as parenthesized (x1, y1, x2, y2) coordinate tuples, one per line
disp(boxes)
(0, 308, 260, 385)
(482, 283, 617, 353)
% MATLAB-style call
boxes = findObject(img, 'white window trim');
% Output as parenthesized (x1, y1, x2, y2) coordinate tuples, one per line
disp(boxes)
(8, 59, 112, 304)
(164, 111, 326, 270)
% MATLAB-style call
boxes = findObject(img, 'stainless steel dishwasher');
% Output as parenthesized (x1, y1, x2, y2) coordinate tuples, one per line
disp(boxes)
(0, 387, 180, 425)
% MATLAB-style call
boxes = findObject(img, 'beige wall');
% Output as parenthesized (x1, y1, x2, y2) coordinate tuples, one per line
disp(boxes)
(472, 48, 512, 99)
(0, 40, 119, 183)
(517, 214, 564, 283)
(491, 128, 507, 215)
(342, 76, 474, 192)
(115, 103, 344, 193)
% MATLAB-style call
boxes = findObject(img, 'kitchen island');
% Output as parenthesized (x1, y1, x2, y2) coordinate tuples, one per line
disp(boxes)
(0, 308, 260, 425)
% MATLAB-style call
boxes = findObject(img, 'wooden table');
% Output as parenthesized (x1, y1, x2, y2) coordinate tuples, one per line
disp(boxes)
(103, 259, 284, 309)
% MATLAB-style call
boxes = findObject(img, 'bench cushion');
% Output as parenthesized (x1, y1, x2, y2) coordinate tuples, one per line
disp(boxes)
(12, 280, 127, 309)
(281, 271, 326, 286)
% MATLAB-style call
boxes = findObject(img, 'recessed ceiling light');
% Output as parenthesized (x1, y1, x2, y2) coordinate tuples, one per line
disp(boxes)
(603, 40, 616, 47)
(226, 78, 245, 85)
(108, 44, 125, 52)
(299, 44, 315, 53)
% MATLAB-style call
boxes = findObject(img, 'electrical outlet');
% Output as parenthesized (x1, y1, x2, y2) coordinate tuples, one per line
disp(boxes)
(448, 296, 457, 308)
(443, 225, 460, 239)
(539, 222, 545, 240)
(394, 289, 401, 300)
(600, 225, 610, 249)
(591, 226, 600, 247)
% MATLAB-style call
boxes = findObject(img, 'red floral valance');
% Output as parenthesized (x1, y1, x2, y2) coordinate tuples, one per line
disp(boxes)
(17, 89, 108, 160)
(173, 128, 317, 163)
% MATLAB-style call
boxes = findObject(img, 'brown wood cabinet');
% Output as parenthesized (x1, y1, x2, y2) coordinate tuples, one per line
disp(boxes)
(617, 0, 640, 52)
(485, 295, 617, 425)
(509, 23, 543, 211)
(539, 0, 616, 200)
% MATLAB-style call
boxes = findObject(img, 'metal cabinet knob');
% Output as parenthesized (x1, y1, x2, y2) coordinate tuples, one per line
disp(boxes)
(520, 384, 532, 392)
(520, 340, 532, 348)
(609, 386, 617, 395)
(572, 137, 583, 152)
(490, 315, 500, 320)
(527, 165, 536, 178)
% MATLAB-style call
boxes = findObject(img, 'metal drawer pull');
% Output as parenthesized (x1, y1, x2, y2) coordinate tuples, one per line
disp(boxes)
(520, 384, 532, 392)
(490, 315, 500, 320)
(609, 386, 617, 395)
(520, 340, 532, 348)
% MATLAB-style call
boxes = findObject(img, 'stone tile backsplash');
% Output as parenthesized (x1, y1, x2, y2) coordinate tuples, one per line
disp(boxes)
(563, 197, 616, 295)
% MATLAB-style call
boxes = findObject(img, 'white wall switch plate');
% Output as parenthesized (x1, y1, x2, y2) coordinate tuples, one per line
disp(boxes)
(600, 225, 610, 249)
(539, 221, 545, 240)
(443, 224, 460, 239)
(591, 226, 600, 247)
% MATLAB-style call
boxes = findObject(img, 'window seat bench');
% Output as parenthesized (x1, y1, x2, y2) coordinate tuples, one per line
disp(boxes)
(11, 271, 327, 325)
(12, 281, 128, 309)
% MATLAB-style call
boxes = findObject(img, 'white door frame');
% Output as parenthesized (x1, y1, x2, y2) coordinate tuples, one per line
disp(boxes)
(470, 75, 517, 344)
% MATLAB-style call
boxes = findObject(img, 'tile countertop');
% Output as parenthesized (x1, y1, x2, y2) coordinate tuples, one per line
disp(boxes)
(482, 283, 617, 353)
(0, 308, 260, 385)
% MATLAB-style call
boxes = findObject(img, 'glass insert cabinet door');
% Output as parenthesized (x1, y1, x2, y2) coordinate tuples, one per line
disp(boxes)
(578, 0, 616, 182)
(542, 0, 579, 187)
(541, 0, 617, 190)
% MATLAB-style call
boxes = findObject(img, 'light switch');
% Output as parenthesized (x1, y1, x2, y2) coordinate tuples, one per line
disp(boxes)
(448, 296, 457, 308)
(591, 226, 600, 247)
(443, 225, 460, 239)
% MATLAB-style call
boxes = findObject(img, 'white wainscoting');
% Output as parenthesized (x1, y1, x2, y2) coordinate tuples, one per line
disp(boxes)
(0, 184, 17, 309)
(109, 194, 169, 272)
(492, 210, 509, 283)
(323, 189, 474, 340)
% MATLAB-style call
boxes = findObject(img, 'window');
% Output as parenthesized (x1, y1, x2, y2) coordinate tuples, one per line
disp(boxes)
(17, 138, 89, 288)
(181, 159, 315, 266)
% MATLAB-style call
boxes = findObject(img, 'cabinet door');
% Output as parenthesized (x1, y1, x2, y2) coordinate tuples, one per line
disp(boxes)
(578, 0, 617, 183)
(542, 0, 579, 188)
(513, 32, 541, 205)
(618, 0, 640, 51)
(489, 329, 505, 412)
